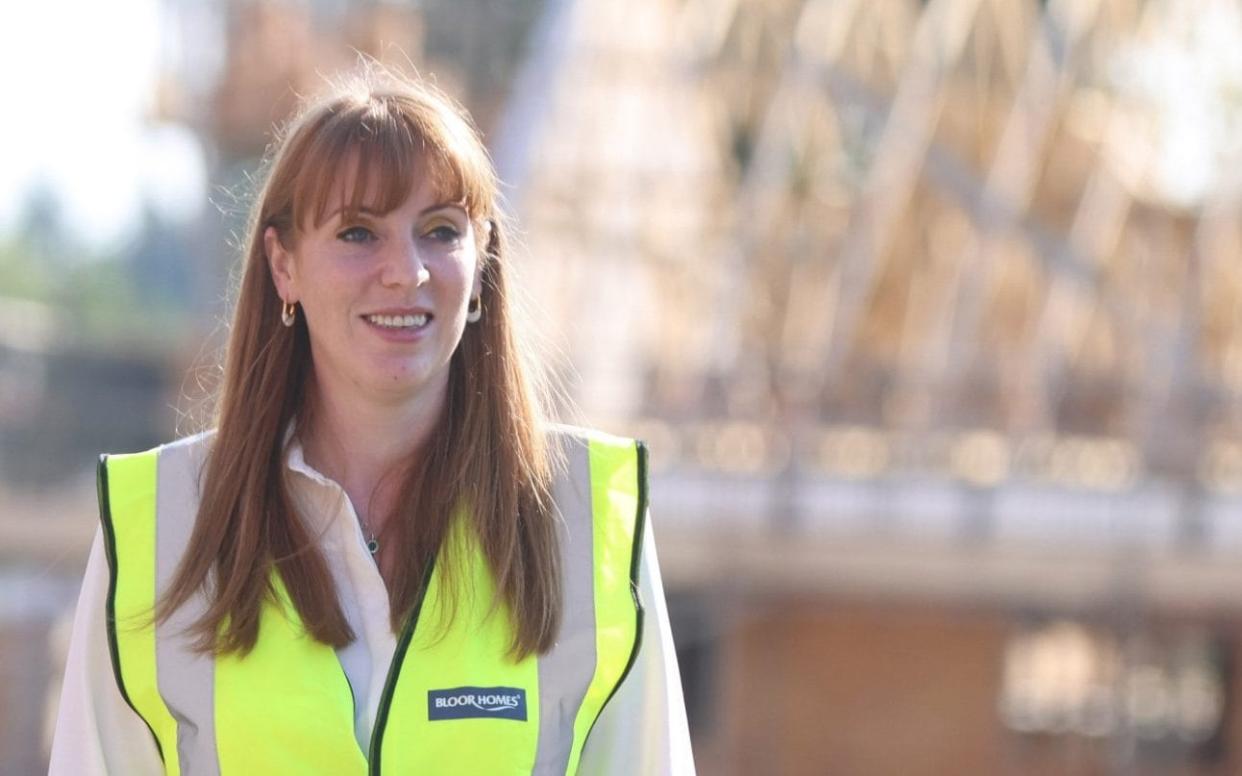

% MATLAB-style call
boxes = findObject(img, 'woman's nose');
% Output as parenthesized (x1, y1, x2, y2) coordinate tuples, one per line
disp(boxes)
(380, 238, 430, 288)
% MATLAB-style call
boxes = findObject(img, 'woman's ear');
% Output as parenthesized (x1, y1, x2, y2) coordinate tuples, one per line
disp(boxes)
(265, 226, 298, 302)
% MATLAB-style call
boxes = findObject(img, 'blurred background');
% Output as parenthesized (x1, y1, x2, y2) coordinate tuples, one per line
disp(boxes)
(4, 0, 1242, 773)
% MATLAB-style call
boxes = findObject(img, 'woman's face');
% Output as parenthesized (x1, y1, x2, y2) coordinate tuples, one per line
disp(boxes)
(265, 163, 481, 409)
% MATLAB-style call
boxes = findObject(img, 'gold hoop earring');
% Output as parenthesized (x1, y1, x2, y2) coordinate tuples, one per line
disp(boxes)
(466, 296, 482, 324)
(281, 301, 297, 327)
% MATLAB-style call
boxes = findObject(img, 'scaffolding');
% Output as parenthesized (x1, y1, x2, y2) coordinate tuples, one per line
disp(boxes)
(494, 0, 1242, 553)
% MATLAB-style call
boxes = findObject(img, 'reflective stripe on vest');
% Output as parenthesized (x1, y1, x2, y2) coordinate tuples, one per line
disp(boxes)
(97, 426, 647, 775)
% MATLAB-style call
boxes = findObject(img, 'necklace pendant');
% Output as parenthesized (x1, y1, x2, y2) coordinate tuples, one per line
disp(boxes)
(366, 537, 379, 555)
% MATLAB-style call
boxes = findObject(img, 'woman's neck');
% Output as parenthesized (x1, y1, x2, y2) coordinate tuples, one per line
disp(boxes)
(299, 375, 446, 532)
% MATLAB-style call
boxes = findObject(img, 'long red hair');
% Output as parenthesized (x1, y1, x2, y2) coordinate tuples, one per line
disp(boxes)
(162, 65, 562, 659)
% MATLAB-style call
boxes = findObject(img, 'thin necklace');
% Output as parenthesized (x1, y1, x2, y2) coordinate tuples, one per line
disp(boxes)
(358, 515, 380, 556)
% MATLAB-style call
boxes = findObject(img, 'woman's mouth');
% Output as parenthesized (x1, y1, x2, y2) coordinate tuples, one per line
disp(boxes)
(362, 312, 434, 341)
(364, 313, 431, 330)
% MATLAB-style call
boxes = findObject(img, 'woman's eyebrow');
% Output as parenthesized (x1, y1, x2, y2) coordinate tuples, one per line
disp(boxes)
(324, 205, 380, 222)
(419, 202, 467, 218)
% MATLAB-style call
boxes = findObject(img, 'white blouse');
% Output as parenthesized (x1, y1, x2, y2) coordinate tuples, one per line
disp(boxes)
(48, 437, 696, 774)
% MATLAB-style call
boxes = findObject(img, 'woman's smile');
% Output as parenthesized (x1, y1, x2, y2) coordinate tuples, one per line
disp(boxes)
(361, 308, 434, 342)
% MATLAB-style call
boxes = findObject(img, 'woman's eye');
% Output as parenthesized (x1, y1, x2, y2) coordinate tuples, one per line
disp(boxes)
(337, 226, 375, 243)
(424, 224, 461, 243)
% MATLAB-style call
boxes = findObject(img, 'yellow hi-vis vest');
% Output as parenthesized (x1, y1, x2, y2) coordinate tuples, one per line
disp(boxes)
(96, 426, 647, 775)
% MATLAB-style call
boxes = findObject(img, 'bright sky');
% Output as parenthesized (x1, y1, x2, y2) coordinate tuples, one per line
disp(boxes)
(1110, 0, 1242, 209)
(0, 0, 206, 254)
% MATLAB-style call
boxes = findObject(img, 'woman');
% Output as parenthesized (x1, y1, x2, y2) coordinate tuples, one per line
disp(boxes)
(50, 66, 694, 775)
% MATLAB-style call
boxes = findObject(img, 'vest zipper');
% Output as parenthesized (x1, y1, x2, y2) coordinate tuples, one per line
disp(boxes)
(367, 555, 438, 776)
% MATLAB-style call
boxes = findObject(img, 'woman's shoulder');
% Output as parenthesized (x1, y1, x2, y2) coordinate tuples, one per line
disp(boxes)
(159, 428, 219, 454)
(100, 429, 218, 472)
(543, 422, 642, 451)
(542, 423, 649, 496)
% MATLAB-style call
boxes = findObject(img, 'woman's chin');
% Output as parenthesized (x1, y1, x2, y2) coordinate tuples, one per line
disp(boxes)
(358, 364, 448, 403)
